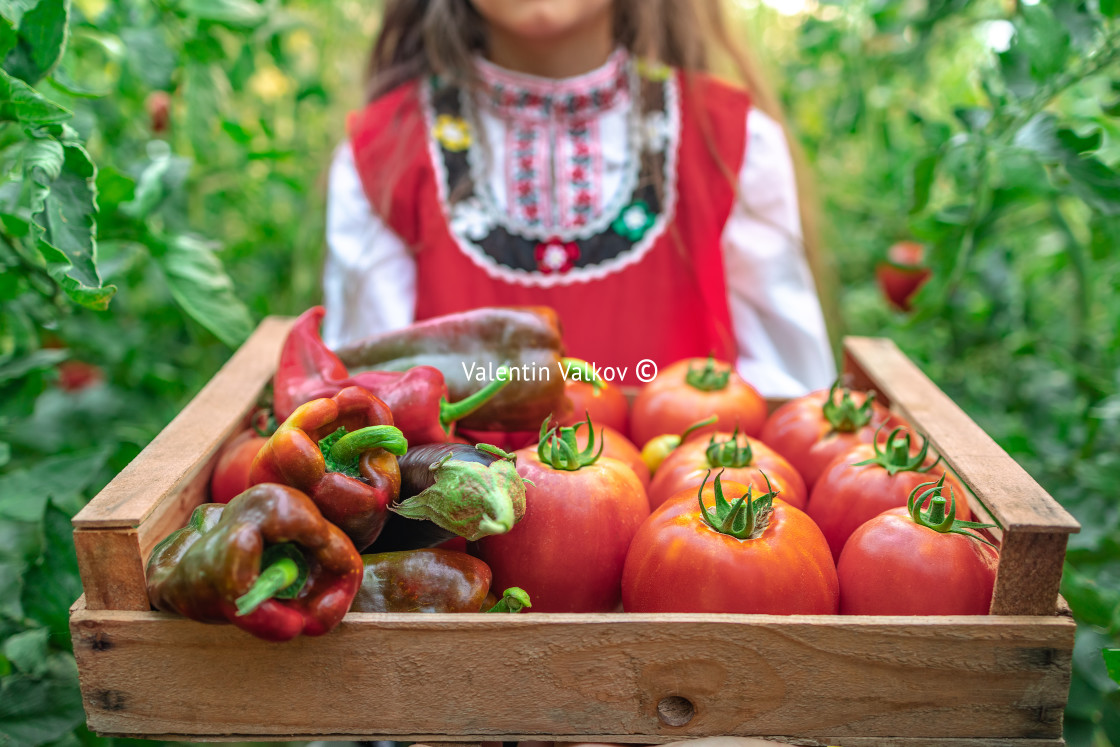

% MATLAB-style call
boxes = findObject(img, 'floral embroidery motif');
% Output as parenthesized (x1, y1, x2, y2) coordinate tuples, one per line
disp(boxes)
(612, 201, 656, 241)
(641, 111, 670, 153)
(534, 239, 580, 274)
(432, 114, 472, 151)
(450, 198, 493, 241)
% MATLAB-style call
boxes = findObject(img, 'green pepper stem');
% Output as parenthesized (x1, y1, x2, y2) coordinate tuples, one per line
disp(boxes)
(440, 366, 512, 427)
(235, 550, 309, 617)
(329, 425, 408, 464)
(561, 358, 604, 391)
(485, 587, 531, 613)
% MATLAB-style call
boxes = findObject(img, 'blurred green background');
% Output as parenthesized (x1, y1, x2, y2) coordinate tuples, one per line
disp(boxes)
(0, 0, 1118, 744)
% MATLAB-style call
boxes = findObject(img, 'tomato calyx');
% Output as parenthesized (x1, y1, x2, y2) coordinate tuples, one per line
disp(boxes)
(908, 476, 999, 548)
(698, 470, 780, 540)
(484, 587, 532, 613)
(537, 413, 605, 471)
(685, 356, 732, 392)
(854, 426, 939, 476)
(822, 380, 876, 433)
(704, 425, 755, 468)
(561, 357, 604, 392)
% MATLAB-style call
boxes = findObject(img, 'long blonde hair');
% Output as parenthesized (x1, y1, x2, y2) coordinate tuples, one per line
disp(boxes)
(365, 0, 836, 345)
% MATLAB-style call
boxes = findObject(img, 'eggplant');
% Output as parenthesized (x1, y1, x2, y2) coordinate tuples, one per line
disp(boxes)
(365, 443, 527, 553)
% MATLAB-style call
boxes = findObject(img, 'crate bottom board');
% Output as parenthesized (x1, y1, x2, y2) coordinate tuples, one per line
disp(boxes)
(70, 598, 1074, 742)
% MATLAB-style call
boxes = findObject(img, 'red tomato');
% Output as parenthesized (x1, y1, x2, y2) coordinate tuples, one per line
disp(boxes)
(472, 438, 649, 612)
(647, 430, 806, 511)
(557, 358, 630, 438)
(622, 475, 838, 614)
(569, 423, 650, 490)
(630, 357, 767, 449)
(210, 429, 268, 504)
(56, 360, 104, 392)
(837, 491, 998, 615)
(147, 90, 171, 134)
(876, 240, 931, 311)
(759, 383, 904, 490)
(806, 429, 971, 560)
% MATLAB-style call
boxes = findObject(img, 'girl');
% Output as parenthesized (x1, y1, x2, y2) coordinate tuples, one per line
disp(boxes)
(323, 0, 836, 397)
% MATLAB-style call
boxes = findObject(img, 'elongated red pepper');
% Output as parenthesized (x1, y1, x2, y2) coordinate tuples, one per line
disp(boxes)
(250, 386, 407, 551)
(274, 307, 507, 444)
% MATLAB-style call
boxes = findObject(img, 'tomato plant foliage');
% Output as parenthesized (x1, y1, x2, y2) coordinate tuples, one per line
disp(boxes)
(0, 0, 1118, 744)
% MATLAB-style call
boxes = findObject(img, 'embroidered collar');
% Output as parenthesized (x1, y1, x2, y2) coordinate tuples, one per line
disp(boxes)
(474, 48, 631, 122)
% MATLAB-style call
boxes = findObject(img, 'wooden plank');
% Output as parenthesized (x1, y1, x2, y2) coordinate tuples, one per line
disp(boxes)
(990, 532, 1071, 617)
(842, 338, 1079, 535)
(70, 604, 1074, 741)
(95, 736, 1066, 746)
(73, 530, 149, 611)
(73, 316, 292, 531)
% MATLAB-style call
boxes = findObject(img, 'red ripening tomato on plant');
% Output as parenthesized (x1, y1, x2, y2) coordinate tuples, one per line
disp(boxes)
(838, 477, 999, 615)
(622, 472, 838, 614)
(471, 416, 649, 612)
(630, 357, 767, 449)
(556, 358, 630, 438)
(876, 240, 931, 312)
(647, 427, 806, 511)
(759, 382, 904, 490)
(806, 427, 970, 560)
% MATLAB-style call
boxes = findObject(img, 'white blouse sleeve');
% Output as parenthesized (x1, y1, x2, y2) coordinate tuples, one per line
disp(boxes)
(321, 142, 417, 349)
(722, 108, 837, 398)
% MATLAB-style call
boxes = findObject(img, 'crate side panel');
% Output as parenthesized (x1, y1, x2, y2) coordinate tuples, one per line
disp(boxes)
(70, 612, 1073, 741)
(73, 530, 148, 611)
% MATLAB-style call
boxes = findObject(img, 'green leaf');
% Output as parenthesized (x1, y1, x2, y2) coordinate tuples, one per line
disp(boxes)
(3, 0, 68, 86)
(0, 672, 85, 746)
(0, 346, 66, 384)
(1057, 127, 1103, 155)
(1064, 155, 1120, 216)
(0, 14, 16, 59)
(3, 628, 49, 675)
(0, 67, 68, 125)
(953, 107, 991, 132)
(1013, 113, 1062, 162)
(1017, 4, 1070, 80)
(178, 0, 266, 28)
(153, 234, 254, 348)
(909, 153, 939, 214)
(21, 502, 83, 642)
(33, 143, 115, 310)
(1102, 0, 1118, 18)
(182, 61, 227, 155)
(1106, 649, 1120, 686)
(23, 133, 63, 217)
(0, 447, 111, 521)
(0, 0, 42, 26)
(0, 517, 43, 621)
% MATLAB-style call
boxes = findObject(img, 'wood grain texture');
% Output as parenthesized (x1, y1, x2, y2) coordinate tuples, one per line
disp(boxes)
(73, 530, 149, 611)
(70, 602, 1074, 742)
(842, 338, 1079, 535)
(990, 532, 1071, 617)
(72, 316, 293, 530)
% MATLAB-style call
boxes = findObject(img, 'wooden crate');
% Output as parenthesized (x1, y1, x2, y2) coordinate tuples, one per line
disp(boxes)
(69, 318, 1080, 746)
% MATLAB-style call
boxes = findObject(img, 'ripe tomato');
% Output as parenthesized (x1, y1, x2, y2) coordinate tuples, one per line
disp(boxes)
(472, 421, 649, 612)
(876, 240, 931, 311)
(647, 429, 806, 511)
(210, 428, 269, 503)
(806, 428, 971, 560)
(556, 358, 630, 438)
(630, 357, 766, 449)
(147, 90, 171, 134)
(759, 383, 904, 490)
(56, 360, 104, 392)
(622, 474, 838, 614)
(837, 481, 998, 615)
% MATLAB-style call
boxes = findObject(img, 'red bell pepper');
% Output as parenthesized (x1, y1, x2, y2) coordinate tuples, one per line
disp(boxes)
(274, 307, 507, 445)
(250, 386, 407, 551)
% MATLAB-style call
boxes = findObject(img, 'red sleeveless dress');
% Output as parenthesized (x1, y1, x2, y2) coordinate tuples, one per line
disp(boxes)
(348, 59, 749, 386)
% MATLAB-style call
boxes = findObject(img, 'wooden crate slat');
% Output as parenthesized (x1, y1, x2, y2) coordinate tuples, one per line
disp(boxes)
(72, 316, 294, 531)
(70, 603, 1074, 741)
(73, 530, 149, 611)
(842, 338, 1078, 534)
